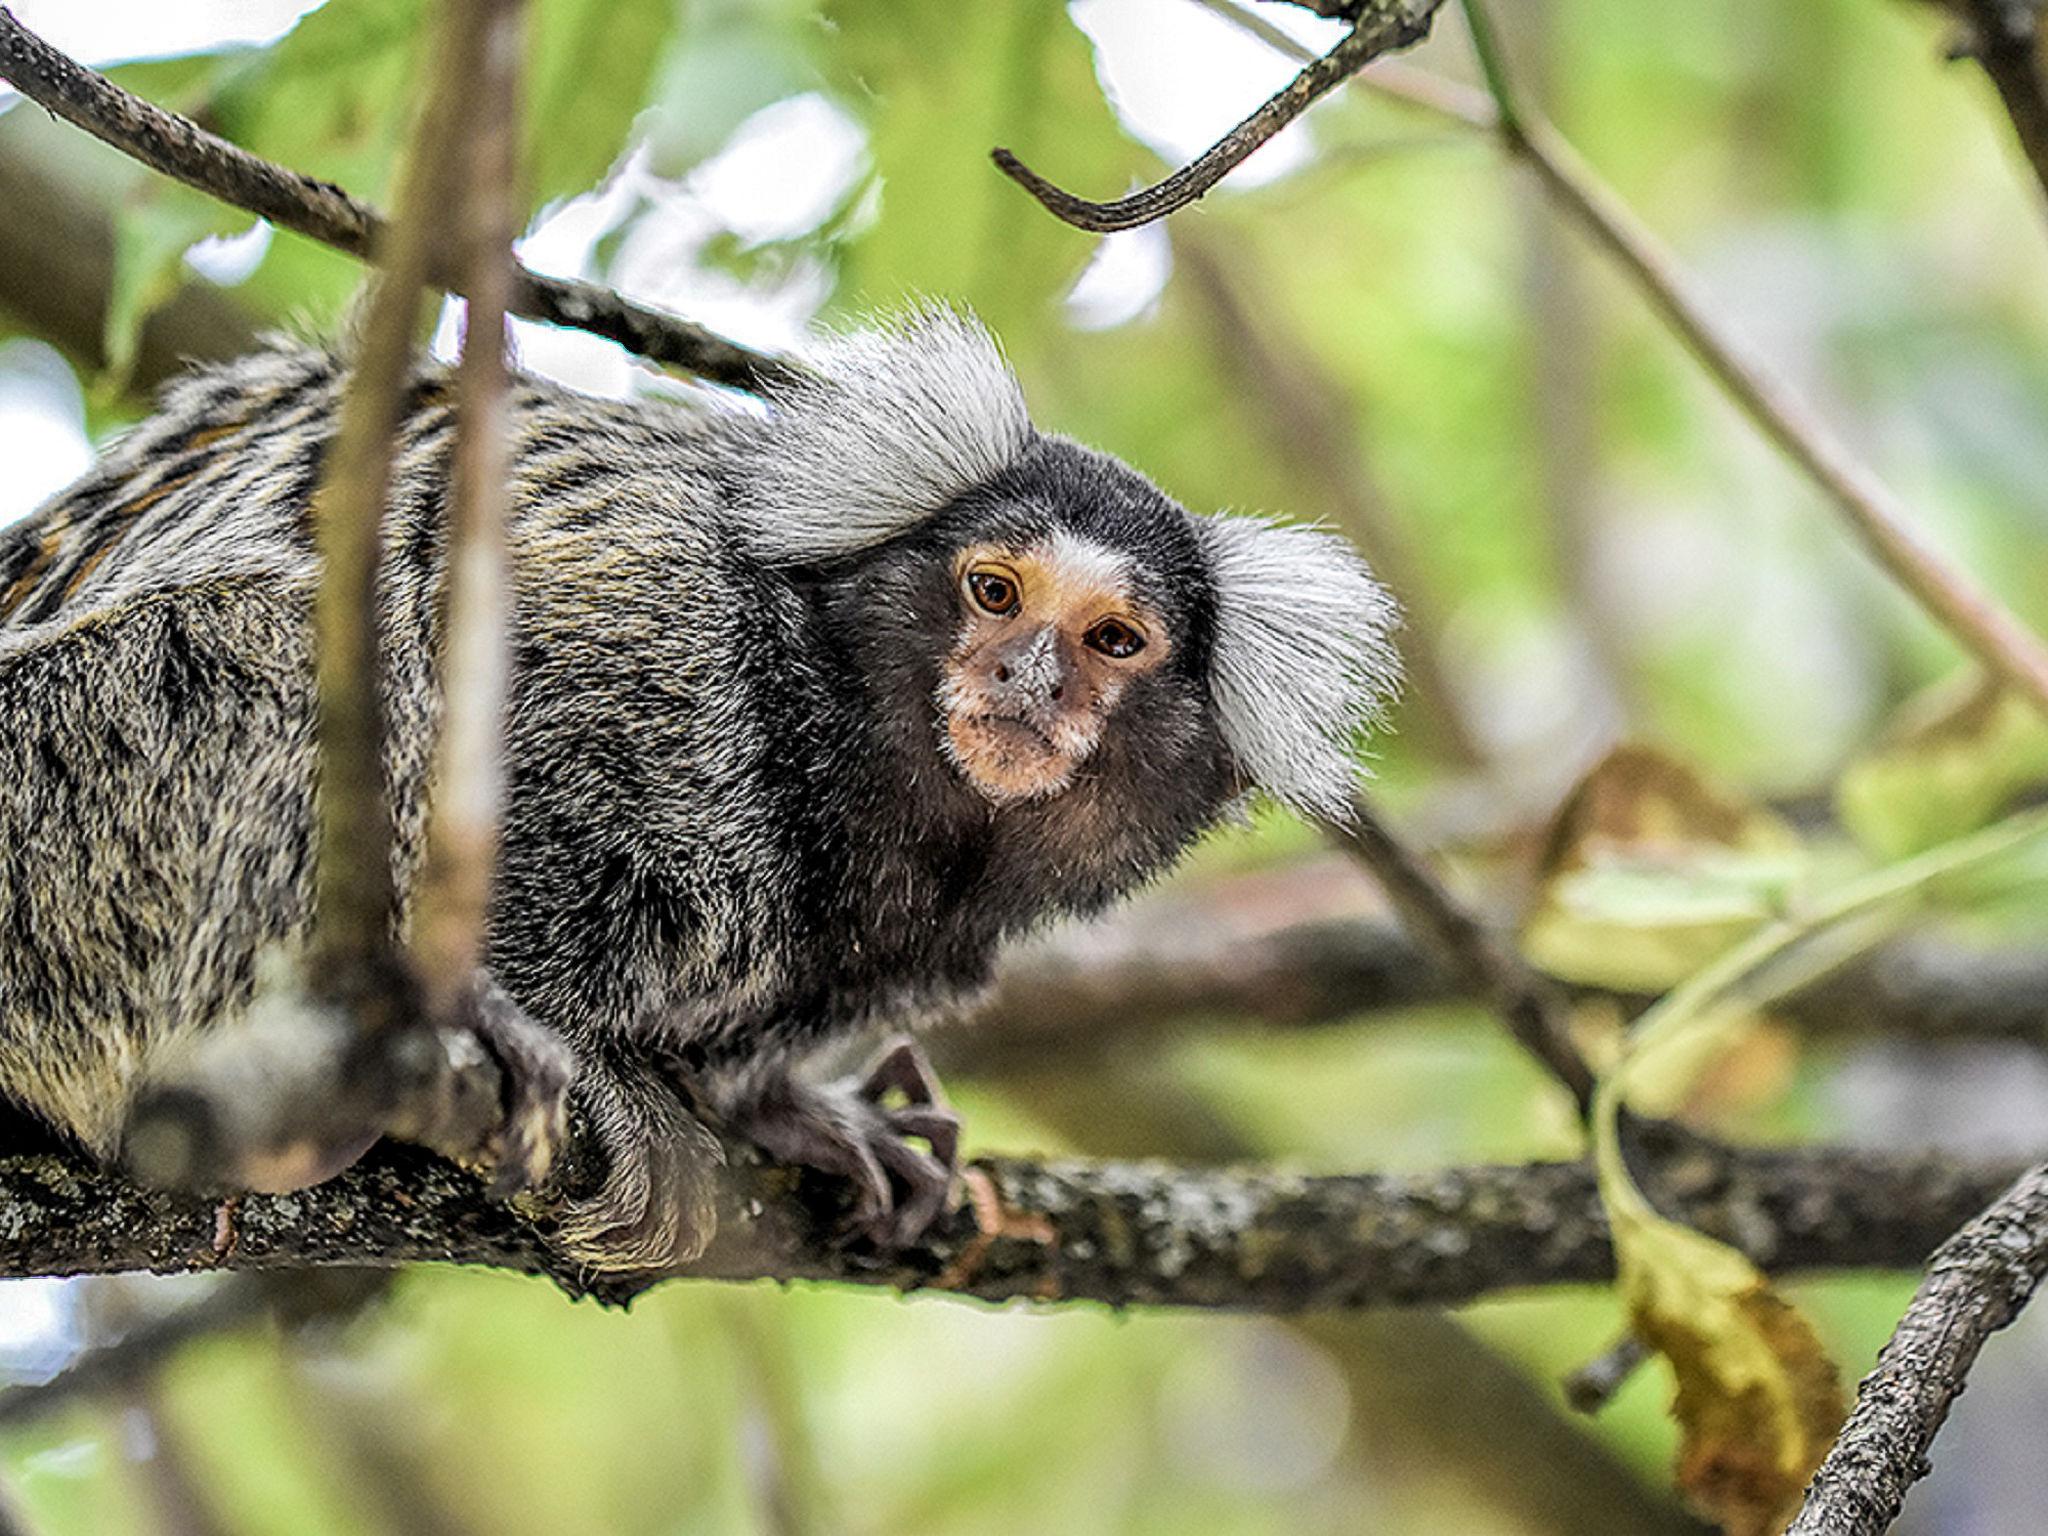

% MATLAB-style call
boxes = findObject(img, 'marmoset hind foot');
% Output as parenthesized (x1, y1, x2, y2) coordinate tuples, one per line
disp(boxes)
(545, 1037, 960, 1276)
(732, 1037, 962, 1248)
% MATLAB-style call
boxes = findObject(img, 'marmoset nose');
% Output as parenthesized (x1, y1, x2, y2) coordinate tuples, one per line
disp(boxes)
(988, 630, 1068, 710)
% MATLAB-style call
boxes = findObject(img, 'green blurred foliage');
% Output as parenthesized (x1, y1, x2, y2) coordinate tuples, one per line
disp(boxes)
(4, 0, 2048, 1529)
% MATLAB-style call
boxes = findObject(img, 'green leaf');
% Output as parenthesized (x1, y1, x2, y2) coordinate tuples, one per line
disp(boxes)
(525, 0, 681, 210)
(101, 183, 246, 396)
(824, 0, 1147, 345)
(1592, 803, 2048, 1533)
(1837, 673, 2048, 861)
(208, 0, 428, 209)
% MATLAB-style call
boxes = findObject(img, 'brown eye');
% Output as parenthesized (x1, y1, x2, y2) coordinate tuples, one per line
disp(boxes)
(967, 567, 1021, 616)
(1085, 618, 1146, 659)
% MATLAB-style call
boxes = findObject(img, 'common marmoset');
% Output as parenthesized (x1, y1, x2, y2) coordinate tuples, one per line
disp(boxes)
(0, 310, 1396, 1273)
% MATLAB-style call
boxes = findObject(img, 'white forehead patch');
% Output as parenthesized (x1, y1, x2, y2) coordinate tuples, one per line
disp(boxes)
(1039, 529, 1132, 597)
(1199, 514, 1400, 819)
(738, 306, 1032, 564)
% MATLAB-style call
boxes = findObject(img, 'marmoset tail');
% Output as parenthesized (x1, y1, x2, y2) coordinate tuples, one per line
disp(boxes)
(0, 309, 1398, 1273)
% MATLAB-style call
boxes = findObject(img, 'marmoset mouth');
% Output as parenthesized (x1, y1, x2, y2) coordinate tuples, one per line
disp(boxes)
(944, 711, 1077, 803)
(974, 714, 1057, 752)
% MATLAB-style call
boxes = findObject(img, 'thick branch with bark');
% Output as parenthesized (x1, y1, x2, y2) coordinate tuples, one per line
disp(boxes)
(1786, 1161, 2048, 1536)
(0, 1132, 2025, 1311)
(0, 7, 793, 391)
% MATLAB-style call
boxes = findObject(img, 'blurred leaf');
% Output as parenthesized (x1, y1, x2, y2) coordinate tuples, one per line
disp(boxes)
(101, 183, 246, 396)
(1593, 802, 2048, 1532)
(208, 0, 427, 209)
(824, 0, 1145, 344)
(1520, 744, 1808, 993)
(641, 0, 819, 178)
(1836, 672, 2048, 861)
(524, 0, 680, 210)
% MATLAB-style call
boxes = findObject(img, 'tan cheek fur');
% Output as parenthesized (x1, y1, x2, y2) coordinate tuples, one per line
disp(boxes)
(938, 541, 1168, 803)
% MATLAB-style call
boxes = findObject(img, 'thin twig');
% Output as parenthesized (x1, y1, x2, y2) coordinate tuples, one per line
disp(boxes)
(1563, 1331, 1650, 1415)
(1197, 0, 2048, 716)
(0, 6, 793, 392)
(991, 1, 1447, 232)
(1327, 794, 1598, 1112)
(410, 0, 521, 1019)
(1786, 1161, 2048, 1536)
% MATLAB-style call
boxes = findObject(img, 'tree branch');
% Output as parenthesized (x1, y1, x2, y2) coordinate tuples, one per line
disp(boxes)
(959, 863, 2048, 1065)
(991, 0, 1448, 231)
(410, 0, 521, 1019)
(0, 1132, 2025, 1311)
(1327, 797, 1598, 1112)
(0, 133, 259, 387)
(0, 6, 794, 392)
(1786, 1161, 2048, 1536)
(1193, 0, 2048, 717)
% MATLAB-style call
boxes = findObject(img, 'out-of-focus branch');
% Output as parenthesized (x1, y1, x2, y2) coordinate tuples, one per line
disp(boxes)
(992, 1, 1447, 231)
(1195, 0, 2048, 717)
(0, 7, 792, 391)
(956, 859, 2048, 1066)
(410, 0, 520, 1020)
(0, 1135, 2024, 1311)
(1328, 796, 1598, 1112)
(1174, 234, 1487, 767)
(0, 1272, 387, 1430)
(1786, 1161, 2048, 1536)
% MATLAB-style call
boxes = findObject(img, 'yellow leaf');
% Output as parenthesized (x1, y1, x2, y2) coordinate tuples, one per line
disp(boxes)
(1614, 1208, 1843, 1536)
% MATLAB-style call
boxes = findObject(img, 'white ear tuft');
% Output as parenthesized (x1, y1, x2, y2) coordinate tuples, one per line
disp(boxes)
(1200, 514, 1401, 820)
(739, 306, 1032, 563)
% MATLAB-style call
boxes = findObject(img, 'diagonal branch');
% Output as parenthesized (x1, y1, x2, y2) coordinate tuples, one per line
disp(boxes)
(991, 0, 1448, 232)
(0, 6, 794, 392)
(1191, 0, 2048, 716)
(1328, 796, 1598, 1113)
(1786, 1161, 2048, 1536)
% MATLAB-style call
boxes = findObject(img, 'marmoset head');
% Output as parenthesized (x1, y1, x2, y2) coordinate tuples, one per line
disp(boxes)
(738, 309, 1399, 831)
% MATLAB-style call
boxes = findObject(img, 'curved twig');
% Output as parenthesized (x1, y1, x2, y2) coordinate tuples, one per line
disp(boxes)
(991, 1, 1446, 232)
(1786, 1161, 2048, 1536)
(0, 6, 795, 392)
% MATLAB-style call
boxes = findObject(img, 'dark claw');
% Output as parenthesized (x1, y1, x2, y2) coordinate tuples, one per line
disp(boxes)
(732, 1034, 963, 1248)
(455, 974, 575, 1197)
(886, 1104, 960, 1171)
(858, 1037, 948, 1109)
